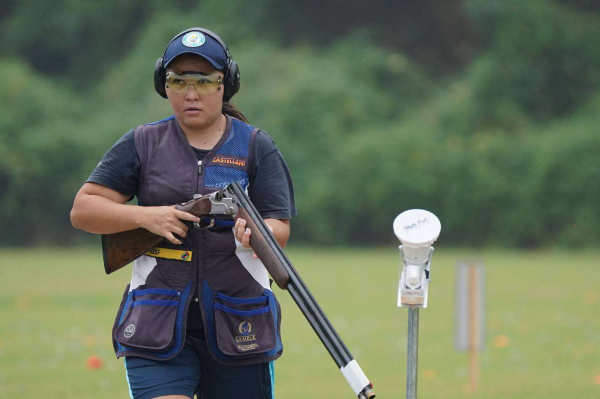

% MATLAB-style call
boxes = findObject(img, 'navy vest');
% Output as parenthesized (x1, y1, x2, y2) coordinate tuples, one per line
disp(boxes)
(111, 116, 283, 365)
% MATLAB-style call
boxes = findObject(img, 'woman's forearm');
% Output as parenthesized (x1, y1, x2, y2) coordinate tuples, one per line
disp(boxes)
(71, 183, 200, 243)
(264, 218, 290, 248)
(71, 191, 147, 234)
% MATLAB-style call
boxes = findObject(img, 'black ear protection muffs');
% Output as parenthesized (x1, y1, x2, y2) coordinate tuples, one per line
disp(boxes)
(154, 27, 240, 101)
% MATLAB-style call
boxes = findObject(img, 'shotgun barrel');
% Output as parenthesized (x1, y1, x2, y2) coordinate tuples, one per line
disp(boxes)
(226, 182, 375, 399)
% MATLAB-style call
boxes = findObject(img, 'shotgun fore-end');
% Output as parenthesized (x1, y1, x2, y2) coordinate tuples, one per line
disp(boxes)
(235, 207, 291, 289)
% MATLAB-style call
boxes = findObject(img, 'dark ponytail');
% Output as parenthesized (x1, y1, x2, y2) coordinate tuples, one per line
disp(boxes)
(222, 101, 249, 123)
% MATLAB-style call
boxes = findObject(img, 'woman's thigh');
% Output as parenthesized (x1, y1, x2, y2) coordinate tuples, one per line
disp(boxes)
(124, 344, 201, 399)
(187, 330, 275, 399)
(124, 329, 274, 399)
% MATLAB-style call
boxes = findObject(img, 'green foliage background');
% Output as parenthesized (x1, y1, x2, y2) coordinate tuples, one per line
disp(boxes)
(0, 0, 598, 247)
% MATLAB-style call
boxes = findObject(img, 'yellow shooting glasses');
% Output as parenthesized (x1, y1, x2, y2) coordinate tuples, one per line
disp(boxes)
(165, 72, 222, 95)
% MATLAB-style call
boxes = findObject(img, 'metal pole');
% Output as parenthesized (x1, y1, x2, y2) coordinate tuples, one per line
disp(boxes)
(406, 307, 419, 399)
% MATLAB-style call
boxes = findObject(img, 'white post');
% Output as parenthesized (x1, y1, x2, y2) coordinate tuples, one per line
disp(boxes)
(393, 210, 441, 399)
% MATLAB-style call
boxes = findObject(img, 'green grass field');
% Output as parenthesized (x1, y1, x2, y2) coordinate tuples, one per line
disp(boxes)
(1, 247, 599, 398)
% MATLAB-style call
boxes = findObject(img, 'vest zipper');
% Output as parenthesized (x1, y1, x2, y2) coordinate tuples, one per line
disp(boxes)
(198, 160, 202, 175)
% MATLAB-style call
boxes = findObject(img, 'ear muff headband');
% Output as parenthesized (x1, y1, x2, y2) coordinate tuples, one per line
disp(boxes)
(154, 27, 240, 101)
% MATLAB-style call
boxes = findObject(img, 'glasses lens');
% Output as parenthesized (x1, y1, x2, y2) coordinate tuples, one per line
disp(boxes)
(166, 72, 222, 95)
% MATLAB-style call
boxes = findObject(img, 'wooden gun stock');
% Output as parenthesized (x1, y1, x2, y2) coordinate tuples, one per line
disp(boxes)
(102, 228, 163, 274)
(101, 195, 213, 274)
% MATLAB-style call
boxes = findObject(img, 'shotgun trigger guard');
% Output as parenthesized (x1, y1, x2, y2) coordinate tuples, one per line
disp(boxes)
(192, 191, 238, 229)
(196, 217, 215, 229)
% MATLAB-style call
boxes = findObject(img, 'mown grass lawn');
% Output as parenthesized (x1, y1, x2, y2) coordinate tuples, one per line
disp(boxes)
(1, 247, 599, 398)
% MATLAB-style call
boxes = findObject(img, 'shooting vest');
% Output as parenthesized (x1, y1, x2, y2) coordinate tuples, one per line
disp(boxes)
(111, 115, 283, 365)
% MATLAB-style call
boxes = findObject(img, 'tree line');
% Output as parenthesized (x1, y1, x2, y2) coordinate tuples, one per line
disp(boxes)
(0, 0, 598, 247)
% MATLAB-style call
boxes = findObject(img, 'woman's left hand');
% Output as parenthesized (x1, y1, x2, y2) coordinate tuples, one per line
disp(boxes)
(234, 218, 273, 259)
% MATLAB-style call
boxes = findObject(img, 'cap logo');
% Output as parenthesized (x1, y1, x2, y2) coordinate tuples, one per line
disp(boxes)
(182, 31, 206, 48)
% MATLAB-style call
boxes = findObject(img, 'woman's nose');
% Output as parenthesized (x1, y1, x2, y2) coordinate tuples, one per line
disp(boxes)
(185, 85, 200, 100)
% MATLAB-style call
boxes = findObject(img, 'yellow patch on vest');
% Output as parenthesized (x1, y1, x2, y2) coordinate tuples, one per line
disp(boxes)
(145, 247, 192, 262)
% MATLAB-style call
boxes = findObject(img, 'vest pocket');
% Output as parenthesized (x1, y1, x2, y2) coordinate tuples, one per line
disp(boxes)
(202, 282, 282, 362)
(114, 288, 181, 351)
(214, 293, 276, 356)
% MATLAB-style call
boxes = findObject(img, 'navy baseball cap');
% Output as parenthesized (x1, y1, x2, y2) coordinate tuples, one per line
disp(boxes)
(163, 30, 228, 70)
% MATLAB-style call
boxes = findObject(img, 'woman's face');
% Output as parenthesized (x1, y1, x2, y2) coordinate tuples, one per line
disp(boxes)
(165, 54, 225, 133)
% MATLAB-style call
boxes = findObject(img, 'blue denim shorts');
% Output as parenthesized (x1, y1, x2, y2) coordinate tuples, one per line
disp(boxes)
(124, 327, 275, 399)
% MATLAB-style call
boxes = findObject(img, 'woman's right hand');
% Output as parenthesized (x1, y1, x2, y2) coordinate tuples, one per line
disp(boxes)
(71, 183, 201, 240)
(140, 206, 201, 245)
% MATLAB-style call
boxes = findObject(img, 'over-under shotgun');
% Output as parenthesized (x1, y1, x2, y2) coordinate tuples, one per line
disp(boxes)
(101, 182, 375, 399)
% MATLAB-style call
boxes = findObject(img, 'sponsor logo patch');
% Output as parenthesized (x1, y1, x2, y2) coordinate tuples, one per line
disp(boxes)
(239, 321, 252, 335)
(147, 248, 161, 256)
(237, 343, 259, 352)
(211, 155, 247, 168)
(235, 321, 257, 346)
(235, 334, 257, 343)
(124, 324, 135, 338)
(145, 247, 192, 262)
